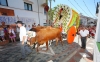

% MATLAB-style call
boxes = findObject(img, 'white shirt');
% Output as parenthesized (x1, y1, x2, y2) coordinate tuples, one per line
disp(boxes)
(85, 29, 89, 35)
(19, 26, 27, 42)
(79, 29, 89, 37)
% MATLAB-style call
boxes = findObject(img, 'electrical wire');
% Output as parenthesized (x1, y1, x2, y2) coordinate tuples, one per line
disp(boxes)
(74, 0, 90, 16)
(68, 0, 81, 13)
(94, 0, 96, 8)
(83, 0, 96, 18)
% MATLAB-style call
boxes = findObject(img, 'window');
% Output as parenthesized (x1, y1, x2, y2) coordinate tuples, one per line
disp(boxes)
(24, 2, 32, 11)
(0, 0, 8, 6)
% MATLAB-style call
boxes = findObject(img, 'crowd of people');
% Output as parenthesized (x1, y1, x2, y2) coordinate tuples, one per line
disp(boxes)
(0, 22, 16, 42)
(0, 21, 96, 44)
(0, 21, 96, 61)
(0, 21, 43, 60)
(0, 21, 41, 43)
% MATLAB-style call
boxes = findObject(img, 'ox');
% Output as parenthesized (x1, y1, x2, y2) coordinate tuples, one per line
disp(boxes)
(29, 26, 52, 46)
(29, 26, 63, 52)
(30, 26, 46, 32)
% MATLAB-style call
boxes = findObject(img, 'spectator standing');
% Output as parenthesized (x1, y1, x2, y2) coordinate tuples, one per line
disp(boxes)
(26, 25, 31, 31)
(32, 23, 36, 27)
(79, 26, 89, 49)
(37, 24, 40, 26)
(1, 21, 8, 40)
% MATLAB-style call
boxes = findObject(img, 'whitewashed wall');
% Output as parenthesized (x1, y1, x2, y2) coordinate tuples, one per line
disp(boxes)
(0, 16, 35, 28)
(80, 14, 96, 26)
(0, 0, 46, 26)
(94, 3, 100, 62)
(80, 18, 87, 26)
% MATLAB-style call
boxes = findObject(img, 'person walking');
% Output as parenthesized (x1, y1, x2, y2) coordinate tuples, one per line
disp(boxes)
(79, 26, 89, 49)
(16, 21, 32, 60)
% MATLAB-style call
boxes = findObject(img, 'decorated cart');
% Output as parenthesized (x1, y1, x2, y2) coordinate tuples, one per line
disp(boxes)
(52, 4, 80, 44)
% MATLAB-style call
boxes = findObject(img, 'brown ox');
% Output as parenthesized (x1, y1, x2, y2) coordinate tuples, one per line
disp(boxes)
(30, 26, 46, 32)
(29, 26, 52, 46)
(30, 26, 63, 52)
(28, 26, 46, 48)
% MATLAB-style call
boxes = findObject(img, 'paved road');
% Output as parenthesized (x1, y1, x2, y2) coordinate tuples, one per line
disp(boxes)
(0, 39, 80, 62)
(69, 35, 94, 62)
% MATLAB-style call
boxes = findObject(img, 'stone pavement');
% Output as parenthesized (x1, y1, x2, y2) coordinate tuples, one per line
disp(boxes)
(0, 39, 80, 62)
(68, 35, 94, 62)
(0, 35, 94, 62)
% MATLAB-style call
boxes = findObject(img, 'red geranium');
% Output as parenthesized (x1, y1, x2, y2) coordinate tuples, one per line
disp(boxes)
(44, 5, 49, 12)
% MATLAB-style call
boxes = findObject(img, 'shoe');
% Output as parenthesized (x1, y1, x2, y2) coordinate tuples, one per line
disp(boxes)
(28, 52, 32, 56)
(83, 48, 86, 49)
(81, 47, 85, 49)
(81, 47, 83, 48)
(19, 58, 25, 60)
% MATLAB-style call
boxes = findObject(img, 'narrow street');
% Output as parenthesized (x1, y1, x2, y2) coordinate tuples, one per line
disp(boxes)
(0, 35, 94, 62)
(68, 35, 94, 62)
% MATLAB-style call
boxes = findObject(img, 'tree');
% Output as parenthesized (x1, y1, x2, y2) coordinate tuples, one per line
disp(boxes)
(49, 0, 55, 10)
(48, 6, 57, 21)
(46, 0, 55, 25)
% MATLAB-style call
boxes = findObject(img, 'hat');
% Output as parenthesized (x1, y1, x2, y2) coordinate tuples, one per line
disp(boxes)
(15, 21, 24, 24)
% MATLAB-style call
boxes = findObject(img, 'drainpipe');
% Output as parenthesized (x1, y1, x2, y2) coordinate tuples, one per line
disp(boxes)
(37, 0, 40, 25)
(46, 0, 49, 26)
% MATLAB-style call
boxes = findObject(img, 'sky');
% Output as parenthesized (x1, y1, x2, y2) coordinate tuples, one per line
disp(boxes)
(48, 0, 100, 19)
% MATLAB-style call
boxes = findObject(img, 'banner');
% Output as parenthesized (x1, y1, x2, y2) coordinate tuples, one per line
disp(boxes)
(0, 16, 35, 25)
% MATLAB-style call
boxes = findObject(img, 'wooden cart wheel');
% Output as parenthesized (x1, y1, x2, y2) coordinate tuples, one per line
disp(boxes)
(67, 26, 76, 44)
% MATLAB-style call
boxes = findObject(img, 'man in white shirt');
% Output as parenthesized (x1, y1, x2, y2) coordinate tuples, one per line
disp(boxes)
(16, 21, 32, 60)
(79, 26, 89, 49)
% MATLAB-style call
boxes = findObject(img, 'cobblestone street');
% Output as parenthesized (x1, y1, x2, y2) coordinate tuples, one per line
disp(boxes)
(0, 35, 94, 62)
(0, 40, 80, 62)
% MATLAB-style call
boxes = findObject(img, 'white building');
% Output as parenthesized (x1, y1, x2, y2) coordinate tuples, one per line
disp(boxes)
(94, 2, 100, 62)
(80, 14, 97, 27)
(0, 0, 47, 26)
